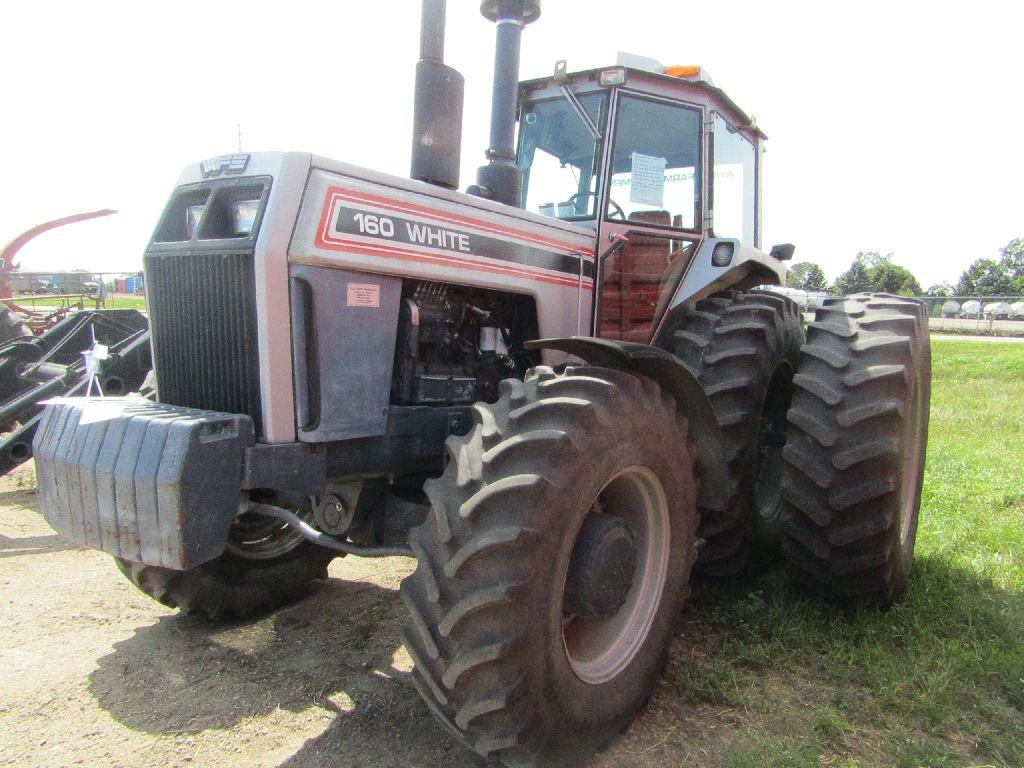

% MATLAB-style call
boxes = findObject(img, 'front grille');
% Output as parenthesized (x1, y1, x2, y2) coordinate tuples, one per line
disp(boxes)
(144, 251, 263, 433)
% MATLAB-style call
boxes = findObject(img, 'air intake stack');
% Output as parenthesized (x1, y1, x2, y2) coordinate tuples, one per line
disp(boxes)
(410, 0, 465, 190)
(469, 0, 541, 206)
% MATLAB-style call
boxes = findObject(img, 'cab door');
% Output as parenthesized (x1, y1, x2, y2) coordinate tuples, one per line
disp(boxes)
(594, 92, 706, 342)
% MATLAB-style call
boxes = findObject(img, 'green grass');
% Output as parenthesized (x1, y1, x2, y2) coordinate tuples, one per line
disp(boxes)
(10, 295, 147, 310)
(670, 339, 1024, 767)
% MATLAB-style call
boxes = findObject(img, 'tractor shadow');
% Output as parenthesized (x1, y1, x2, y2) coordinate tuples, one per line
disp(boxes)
(0, 481, 85, 558)
(0, 486, 37, 506)
(0, 531, 84, 558)
(88, 569, 485, 767)
(88, 550, 1022, 768)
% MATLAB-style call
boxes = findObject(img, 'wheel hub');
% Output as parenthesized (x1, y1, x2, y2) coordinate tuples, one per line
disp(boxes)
(564, 513, 637, 620)
(561, 466, 671, 685)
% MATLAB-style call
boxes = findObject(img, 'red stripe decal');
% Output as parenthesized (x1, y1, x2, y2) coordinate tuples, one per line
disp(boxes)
(315, 234, 593, 289)
(313, 187, 595, 289)
(321, 185, 594, 258)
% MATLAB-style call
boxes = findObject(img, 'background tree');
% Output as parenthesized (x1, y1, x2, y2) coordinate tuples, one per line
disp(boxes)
(857, 250, 891, 269)
(832, 255, 872, 295)
(998, 238, 1024, 294)
(832, 251, 922, 296)
(869, 262, 922, 295)
(956, 258, 1014, 297)
(925, 282, 954, 297)
(786, 262, 829, 292)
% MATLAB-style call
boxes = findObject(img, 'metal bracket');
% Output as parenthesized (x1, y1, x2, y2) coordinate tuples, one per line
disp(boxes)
(570, 249, 585, 334)
(703, 111, 715, 232)
(555, 64, 602, 142)
(243, 442, 327, 495)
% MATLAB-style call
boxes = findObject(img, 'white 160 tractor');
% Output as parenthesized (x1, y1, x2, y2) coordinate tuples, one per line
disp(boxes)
(33, 1, 930, 764)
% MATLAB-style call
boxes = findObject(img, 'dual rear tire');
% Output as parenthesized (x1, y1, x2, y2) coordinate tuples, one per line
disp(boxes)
(779, 293, 930, 606)
(665, 289, 929, 607)
(667, 290, 805, 575)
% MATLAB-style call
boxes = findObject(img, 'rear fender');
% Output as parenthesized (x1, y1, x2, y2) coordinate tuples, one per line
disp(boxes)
(524, 337, 728, 513)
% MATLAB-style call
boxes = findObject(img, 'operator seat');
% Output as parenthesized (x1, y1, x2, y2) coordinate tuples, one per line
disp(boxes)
(599, 210, 673, 342)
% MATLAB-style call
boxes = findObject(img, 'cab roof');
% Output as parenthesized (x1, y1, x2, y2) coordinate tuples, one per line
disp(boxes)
(519, 64, 767, 140)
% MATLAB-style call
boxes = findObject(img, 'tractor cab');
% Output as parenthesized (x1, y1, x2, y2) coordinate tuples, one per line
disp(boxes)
(517, 61, 767, 341)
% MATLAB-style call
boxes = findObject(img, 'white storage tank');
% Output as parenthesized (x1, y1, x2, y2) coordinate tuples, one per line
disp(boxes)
(1010, 301, 1024, 318)
(983, 301, 1012, 319)
(960, 300, 982, 317)
(941, 300, 961, 317)
(805, 292, 829, 310)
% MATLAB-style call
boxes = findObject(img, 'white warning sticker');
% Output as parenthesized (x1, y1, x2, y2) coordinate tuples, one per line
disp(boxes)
(346, 283, 380, 308)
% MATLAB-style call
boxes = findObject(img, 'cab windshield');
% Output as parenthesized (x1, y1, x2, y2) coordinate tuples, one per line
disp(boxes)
(517, 92, 607, 221)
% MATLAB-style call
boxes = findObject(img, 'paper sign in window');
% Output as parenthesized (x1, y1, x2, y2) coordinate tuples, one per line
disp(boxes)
(629, 152, 666, 207)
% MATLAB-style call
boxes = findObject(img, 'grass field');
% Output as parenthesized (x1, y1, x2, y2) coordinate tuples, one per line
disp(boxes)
(661, 339, 1024, 767)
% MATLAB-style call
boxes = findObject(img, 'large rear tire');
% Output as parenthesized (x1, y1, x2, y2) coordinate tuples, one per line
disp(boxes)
(400, 366, 699, 766)
(780, 293, 930, 606)
(667, 290, 804, 575)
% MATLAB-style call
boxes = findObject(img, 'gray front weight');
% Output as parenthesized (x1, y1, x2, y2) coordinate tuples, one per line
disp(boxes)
(33, 398, 254, 570)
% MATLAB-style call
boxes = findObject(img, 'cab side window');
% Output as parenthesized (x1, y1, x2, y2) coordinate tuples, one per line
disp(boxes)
(712, 115, 757, 245)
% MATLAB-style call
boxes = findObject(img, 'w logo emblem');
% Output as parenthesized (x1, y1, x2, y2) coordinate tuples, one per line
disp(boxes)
(200, 154, 249, 178)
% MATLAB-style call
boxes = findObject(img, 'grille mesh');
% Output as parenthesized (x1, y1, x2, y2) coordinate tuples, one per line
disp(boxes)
(144, 252, 262, 432)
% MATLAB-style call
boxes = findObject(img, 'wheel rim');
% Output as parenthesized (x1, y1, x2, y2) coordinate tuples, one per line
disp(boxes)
(561, 466, 670, 685)
(224, 509, 308, 561)
(755, 363, 794, 522)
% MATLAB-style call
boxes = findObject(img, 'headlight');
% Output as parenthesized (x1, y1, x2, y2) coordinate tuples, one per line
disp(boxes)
(599, 68, 626, 86)
(711, 241, 735, 267)
(186, 204, 206, 238)
(231, 199, 260, 236)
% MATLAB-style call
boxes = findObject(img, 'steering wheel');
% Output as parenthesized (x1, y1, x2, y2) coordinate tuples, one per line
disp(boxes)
(567, 192, 626, 220)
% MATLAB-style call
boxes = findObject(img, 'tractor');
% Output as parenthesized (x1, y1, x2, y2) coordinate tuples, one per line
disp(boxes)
(32, 1, 930, 765)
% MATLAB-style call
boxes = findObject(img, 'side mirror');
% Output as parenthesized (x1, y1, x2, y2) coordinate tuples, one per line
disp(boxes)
(770, 243, 795, 261)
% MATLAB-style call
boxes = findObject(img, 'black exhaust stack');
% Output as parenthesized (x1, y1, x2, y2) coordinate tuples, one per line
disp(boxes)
(411, 0, 464, 190)
(469, 0, 541, 206)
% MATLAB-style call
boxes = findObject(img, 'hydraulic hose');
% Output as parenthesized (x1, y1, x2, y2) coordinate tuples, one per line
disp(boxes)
(245, 502, 415, 558)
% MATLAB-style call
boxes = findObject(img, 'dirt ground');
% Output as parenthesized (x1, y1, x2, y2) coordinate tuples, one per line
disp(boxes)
(0, 464, 753, 768)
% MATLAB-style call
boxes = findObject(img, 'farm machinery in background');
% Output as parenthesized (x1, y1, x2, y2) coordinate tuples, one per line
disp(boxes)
(0, 208, 116, 334)
(0, 210, 151, 476)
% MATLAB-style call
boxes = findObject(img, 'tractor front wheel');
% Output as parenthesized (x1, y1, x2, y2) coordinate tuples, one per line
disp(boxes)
(115, 513, 335, 620)
(400, 366, 699, 766)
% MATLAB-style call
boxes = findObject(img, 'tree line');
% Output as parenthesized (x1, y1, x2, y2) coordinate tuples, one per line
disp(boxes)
(785, 237, 1024, 297)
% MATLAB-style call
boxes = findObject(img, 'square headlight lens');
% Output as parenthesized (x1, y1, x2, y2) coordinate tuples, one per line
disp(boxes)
(186, 204, 206, 238)
(231, 199, 260, 236)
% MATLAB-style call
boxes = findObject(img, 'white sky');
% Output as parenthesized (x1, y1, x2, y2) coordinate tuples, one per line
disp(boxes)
(2, 0, 1021, 288)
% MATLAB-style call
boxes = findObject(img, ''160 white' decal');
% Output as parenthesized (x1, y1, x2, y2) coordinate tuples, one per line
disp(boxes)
(351, 211, 471, 253)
